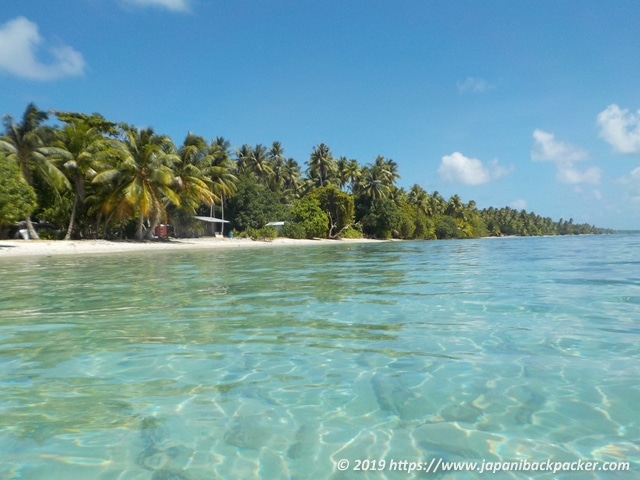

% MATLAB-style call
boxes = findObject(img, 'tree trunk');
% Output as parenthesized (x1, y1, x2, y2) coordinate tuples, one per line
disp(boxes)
(65, 173, 84, 240)
(65, 194, 78, 240)
(26, 217, 39, 240)
(136, 214, 145, 241)
(144, 209, 162, 241)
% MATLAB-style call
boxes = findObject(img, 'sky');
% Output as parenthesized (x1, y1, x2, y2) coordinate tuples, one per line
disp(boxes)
(2, 0, 640, 229)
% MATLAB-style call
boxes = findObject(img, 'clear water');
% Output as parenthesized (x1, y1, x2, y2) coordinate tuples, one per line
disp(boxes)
(0, 235, 638, 479)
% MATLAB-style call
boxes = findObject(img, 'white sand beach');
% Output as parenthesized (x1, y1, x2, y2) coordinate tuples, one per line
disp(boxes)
(0, 236, 383, 258)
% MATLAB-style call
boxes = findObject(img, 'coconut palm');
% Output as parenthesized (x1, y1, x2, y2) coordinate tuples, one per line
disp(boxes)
(446, 194, 466, 221)
(235, 144, 252, 175)
(0, 103, 70, 238)
(92, 126, 180, 241)
(281, 158, 302, 197)
(267, 141, 286, 191)
(208, 136, 237, 203)
(336, 156, 362, 193)
(345, 158, 361, 193)
(248, 144, 273, 182)
(307, 143, 337, 187)
(358, 165, 389, 200)
(174, 133, 217, 214)
(429, 191, 446, 216)
(373, 155, 400, 188)
(408, 184, 429, 213)
(52, 111, 120, 239)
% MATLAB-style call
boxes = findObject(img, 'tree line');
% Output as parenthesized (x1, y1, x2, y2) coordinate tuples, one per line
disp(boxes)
(0, 103, 612, 241)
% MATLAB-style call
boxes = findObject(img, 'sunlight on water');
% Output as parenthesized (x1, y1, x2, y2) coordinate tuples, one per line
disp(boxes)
(0, 235, 638, 479)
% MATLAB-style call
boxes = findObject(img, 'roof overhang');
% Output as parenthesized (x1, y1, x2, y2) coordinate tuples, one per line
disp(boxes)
(194, 216, 230, 224)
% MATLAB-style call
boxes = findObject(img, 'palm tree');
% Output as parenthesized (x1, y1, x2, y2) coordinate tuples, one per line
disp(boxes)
(0, 104, 71, 238)
(336, 156, 350, 191)
(308, 143, 336, 187)
(374, 155, 400, 188)
(281, 158, 302, 197)
(235, 144, 252, 175)
(92, 126, 180, 241)
(174, 133, 217, 214)
(358, 165, 388, 200)
(408, 184, 427, 205)
(208, 136, 237, 210)
(248, 144, 273, 182)
(430, 191, 446, 216)
(345, 158, 361, 193)
(52, 111, 120, 239)
(268, 141, 286, 191)
(446, 194, 466, 221)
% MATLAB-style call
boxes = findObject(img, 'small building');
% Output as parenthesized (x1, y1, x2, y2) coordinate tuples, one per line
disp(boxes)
(265, 221, 285, 234)
(194, 216, 230, 237)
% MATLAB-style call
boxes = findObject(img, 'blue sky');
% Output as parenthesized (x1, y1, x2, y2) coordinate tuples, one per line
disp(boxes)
(2, 0, 640, 229)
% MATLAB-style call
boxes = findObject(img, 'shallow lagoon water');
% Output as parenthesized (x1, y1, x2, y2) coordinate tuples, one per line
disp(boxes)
(0, 235, 638, 479)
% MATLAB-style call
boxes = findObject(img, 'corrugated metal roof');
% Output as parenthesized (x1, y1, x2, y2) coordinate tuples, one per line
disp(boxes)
(194, 216, 230, 223)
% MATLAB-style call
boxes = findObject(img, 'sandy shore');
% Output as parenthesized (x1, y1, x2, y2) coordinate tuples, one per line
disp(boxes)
(0, 236, 384, 258)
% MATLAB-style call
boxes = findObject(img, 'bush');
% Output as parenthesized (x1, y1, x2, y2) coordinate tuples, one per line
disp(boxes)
(246, 226, 278, 241)
(288, 197, 328, 238)
(280, 222, 306, 239)
(0, 157, 37, 227)
(340, 224, 363, 238)
(435, 215, 460, 239)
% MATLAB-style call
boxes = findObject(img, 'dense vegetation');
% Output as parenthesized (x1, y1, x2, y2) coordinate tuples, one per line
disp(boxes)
(0, 104, 612, 240)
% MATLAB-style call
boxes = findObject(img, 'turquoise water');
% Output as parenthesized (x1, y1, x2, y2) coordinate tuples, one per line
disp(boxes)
(0, 235, 638, 479)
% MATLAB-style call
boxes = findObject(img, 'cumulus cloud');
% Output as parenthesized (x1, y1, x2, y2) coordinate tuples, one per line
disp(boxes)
(509, 199, 528, 210)
(457, 77, 495, 94)
(617, 167, 640, 202)
(531, 129, 600, 184)
(120, 0, 191, 11)
(438, 152, 511, 185)
(597, 104, 640, 154)
(556, 165, 602, 184)
(0, 17, 85, 80)
(531, 129, 588, 162)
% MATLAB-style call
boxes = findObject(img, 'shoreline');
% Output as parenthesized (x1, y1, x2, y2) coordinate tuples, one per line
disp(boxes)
(0, 237, 385, 258)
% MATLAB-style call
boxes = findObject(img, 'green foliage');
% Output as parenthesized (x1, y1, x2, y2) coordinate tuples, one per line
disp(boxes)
(468, 214, 488, 238)
(340, 224, 363, 238)
(38, 229, 64, 240)
(287, 197, 329, 238)
(360, 198, 401, 239)
(478, 207, 612, 236)
(246, 226, 278, 241)
(413, 210, 436, 239)
(280, 221, 306, 239)
(38, 190, 72, 229)
(166, 206, 204, 238)
(435, 215, 460, 239)
(307, 185, 355, 238)
(0, 156, 37, 226)
(225, 174, 287, 232)
(0, 102, 614, 241)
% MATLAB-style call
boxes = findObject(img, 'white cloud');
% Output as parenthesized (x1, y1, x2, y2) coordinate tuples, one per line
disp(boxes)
(531, 129, 600, 185)
(457, 77, 495, 94)
(0, 17, 85, 80)
(509, 199, 527, 210)
(488, 158, 512, 180)
(617, 167, 640, 202)
(556, 165, 602, 184)
(120, 0, 191, 12)
(438, 152, 510, 185)
(597, 104, 640, 154)
(531, 129, 588, 162)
